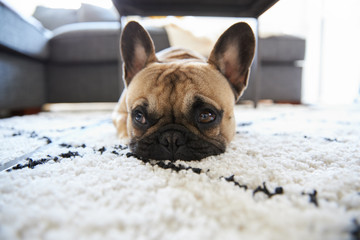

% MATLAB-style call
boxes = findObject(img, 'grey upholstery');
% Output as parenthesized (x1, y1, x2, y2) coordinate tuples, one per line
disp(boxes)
(47, 63, 122, 103)
(241, 35, 305, 103)
(33, 6, 78, 30)
(77, 3, 119, 22)
(0, 2, 50, 59)
(0, 2, 48, 110)
(49, 23, 170, 63)
(260, 65, 303, 102)
(0, 2, 171, 110)
(0, 52, 46, 109)
(46, 23, 170, 104)
(260, 36, 306, 62)
(50, 22, 121, 63)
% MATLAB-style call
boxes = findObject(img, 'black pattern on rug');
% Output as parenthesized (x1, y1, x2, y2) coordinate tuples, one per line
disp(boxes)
(352, 219, 360, 240)
(5, 128, 53, 145)
(5, 143, 129, 172)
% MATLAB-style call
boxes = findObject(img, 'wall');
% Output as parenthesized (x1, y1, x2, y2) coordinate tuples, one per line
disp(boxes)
(260, 0, 360, 105)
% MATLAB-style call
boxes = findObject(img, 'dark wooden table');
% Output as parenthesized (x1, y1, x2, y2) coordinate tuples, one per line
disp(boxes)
(111, 0, 279, 107)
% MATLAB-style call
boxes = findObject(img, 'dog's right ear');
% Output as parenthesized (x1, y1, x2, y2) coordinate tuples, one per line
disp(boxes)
(121, 21, 158, 86)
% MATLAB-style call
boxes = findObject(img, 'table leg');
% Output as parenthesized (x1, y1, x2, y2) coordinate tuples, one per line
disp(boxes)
(252, 18, 261, 108)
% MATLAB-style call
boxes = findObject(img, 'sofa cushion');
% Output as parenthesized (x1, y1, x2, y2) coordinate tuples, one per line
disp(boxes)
(33, 6, 78, 30)
(78, 3, 119, 22)
(49, 23, 170, 63)
(0, 2, 50, 59)
(260, 35, 306, 62)
(50, 22, 121, 63)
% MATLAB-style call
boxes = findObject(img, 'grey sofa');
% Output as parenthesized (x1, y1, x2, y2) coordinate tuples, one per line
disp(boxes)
(0, 1, 305, 113)
(0, 2, 170, 112)
(242, 35, 305, 103)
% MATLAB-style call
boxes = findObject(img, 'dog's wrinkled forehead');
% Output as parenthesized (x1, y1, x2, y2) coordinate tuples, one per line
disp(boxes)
(129, 61, 223, 113)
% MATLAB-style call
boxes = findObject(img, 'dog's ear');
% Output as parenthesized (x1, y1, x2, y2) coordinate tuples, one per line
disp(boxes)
(121, 21, 158, 86)
(208, 22, 255, 101)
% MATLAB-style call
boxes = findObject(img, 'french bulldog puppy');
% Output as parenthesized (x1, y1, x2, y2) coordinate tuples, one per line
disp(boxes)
(113, 21, 255, 161)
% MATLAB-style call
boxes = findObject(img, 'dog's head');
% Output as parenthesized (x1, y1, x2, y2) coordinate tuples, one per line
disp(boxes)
(120, 21, 255, 160)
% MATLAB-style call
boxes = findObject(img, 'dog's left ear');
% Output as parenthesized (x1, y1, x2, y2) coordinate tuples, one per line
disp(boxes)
(208, 22, 255, 101)
(121, 21, 158, 86)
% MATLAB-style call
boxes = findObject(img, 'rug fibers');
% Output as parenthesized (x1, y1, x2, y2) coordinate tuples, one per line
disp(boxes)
(0, 104, 359, 240)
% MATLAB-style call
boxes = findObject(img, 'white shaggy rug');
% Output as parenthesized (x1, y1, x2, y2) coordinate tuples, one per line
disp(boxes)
(0, 104, 359, 240)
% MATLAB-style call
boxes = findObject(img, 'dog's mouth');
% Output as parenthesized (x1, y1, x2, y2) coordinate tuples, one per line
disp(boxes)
(129, 124, 226, 161)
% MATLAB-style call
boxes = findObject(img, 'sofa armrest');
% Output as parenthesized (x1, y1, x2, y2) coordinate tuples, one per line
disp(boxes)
(0, 2, 50, 60)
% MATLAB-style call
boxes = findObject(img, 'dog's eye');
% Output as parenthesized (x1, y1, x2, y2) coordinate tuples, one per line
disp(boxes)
(134, 110, 146, 124)
(198, 110, 216, 124)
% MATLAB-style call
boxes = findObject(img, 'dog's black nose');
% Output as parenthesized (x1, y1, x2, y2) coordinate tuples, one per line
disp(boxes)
(159, 130, 186, 158)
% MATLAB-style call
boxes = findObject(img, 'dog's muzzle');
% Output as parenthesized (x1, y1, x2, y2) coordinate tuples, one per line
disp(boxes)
(129, 124, 225, 161)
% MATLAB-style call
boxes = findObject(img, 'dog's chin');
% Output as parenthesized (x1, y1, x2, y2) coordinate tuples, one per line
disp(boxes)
(129, 125, 226, 161)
